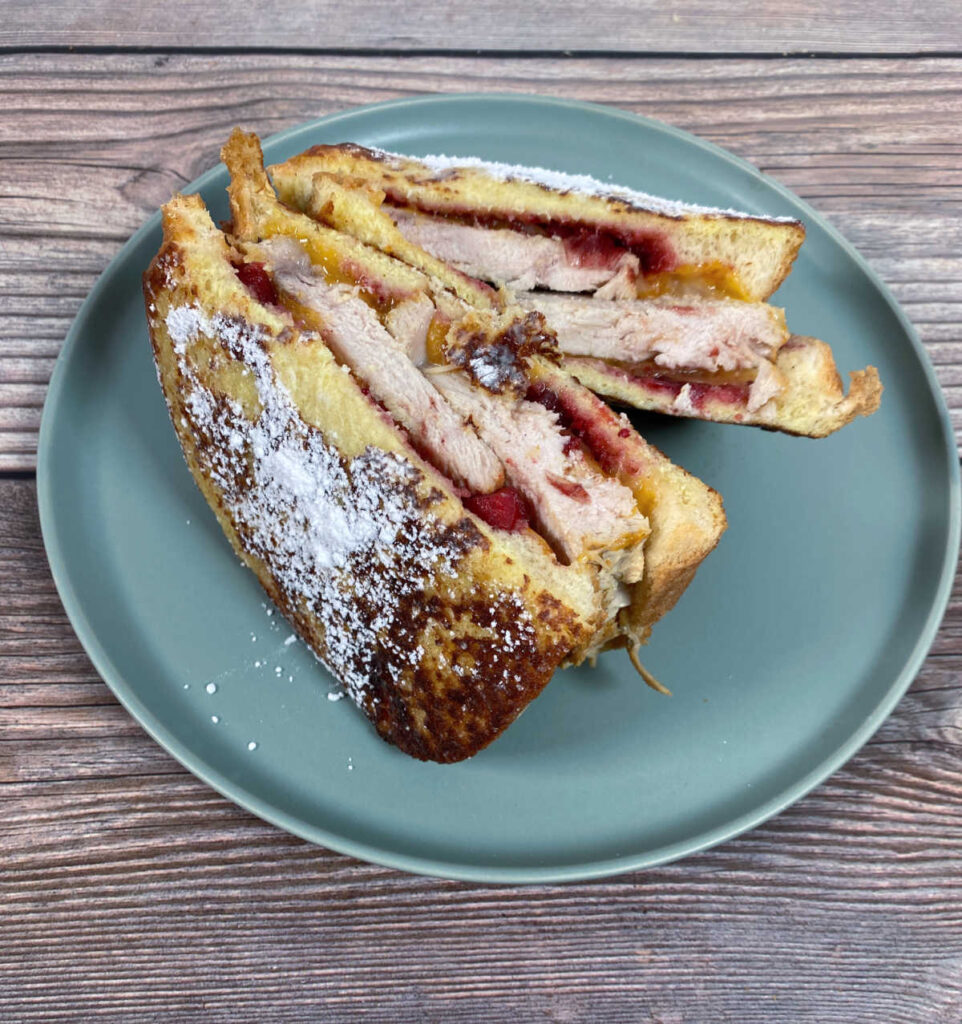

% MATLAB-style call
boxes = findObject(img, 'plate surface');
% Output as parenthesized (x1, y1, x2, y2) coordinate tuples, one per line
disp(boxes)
(38, 95, 959, 882)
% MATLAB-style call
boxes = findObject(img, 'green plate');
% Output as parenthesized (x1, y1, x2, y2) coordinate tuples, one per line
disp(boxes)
(38, 95, 959, 882)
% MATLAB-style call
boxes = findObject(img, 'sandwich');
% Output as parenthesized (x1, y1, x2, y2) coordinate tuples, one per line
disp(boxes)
(270, 145, 881, 437)
(142, 130, 725, 762)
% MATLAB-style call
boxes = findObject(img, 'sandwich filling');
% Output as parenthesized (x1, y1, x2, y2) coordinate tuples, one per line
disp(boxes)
(385, 207, 791, 413)
(517, 292, 788, 413)
(428, 371, 647, 581)
(390, 207, 645, 295)
(257, 236, 504, 494)
(235, 238, 649, 590)
(385, 205, 752, 300)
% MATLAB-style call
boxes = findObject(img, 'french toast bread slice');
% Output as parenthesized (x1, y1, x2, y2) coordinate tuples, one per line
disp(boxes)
(270, 143, 805, 303)
(145, 193, 617, 763)
(565, 338, 882, 438)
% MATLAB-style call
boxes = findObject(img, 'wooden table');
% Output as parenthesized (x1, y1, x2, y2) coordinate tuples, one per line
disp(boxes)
(3, 6, 961, 1020)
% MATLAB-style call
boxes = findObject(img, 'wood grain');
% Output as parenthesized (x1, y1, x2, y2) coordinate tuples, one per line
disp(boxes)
(1, 475, 961, 1021)
(1, 53, 960, 470)
(3, 0, 961, 53)
(4, 44, 962, 1023)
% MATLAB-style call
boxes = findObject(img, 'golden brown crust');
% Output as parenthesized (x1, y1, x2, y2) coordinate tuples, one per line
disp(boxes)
(270, 143, 805, 303)
(222, 130, 276, 240)
(565, 337, 882, 438)
(143, 194, 601, 762)
(620, 474, 726, 644)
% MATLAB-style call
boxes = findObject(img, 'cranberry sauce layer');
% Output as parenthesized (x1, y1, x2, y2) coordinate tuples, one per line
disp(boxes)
(605, 359, 758, 387)
(463, 486, 531, 532)
(233, 261, 279, 306)
(525, 378, 644, 480)
(579, 360, 751, 411)
(384, 200, 677, 276)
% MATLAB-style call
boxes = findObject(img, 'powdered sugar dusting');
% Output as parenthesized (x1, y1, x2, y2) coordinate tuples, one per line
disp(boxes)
(373, 149, 798, 223)
(164, 304, 487, 709)
(468, 345, 525, 392)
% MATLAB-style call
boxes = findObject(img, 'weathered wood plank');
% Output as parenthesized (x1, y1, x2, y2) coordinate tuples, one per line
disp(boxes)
(1, 53, 960, 469)
(3, 46, 962, 1020)
(2, 466, 962, 1021)
(1, 0, 960, 54)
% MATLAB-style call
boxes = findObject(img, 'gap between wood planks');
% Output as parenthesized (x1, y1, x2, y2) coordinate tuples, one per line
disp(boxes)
(1, 45, 962, 59)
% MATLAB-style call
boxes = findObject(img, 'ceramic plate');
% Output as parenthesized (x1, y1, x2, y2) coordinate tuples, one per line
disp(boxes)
(38, 95, 960, 882)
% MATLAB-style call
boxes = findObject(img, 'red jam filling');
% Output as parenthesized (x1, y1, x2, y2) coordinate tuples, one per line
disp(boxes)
(464, 487, 530, 533)
(635, 375, 750, 409)
(234, 261, 279, 306)
(560, 227, 674, 275)
(690, 382, 749, 408)
(526, 381, 636, 478)
(388, 197, 677, 276)
(636, 376, 683, 399)
(560, 230, 627, 270)
(546, 474, 590, 503)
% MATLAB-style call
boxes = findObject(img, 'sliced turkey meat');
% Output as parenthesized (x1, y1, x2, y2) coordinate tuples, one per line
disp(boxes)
(518, 292, 789, 412)
(390, 207, 638, 294)
(518, 292, 787, 373)
(383, 293, 435, 365)
(429, 371, 647, 581)
(257, 237, 504, 493)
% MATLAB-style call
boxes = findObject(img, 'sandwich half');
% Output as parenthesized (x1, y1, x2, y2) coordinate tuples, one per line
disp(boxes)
(142, 131, 726, 762)
(270, 145, 881, 438)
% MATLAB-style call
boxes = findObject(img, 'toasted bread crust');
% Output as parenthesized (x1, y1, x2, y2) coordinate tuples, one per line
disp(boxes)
(565, 337, 882, 438)
(144, 194, 605, 762)
(270, 144, 805, 303)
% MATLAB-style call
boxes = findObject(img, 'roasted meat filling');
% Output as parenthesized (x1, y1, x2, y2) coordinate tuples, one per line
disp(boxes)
(390, 207, 639, 294)
(257, 237, 504, 494)
(388, 206, 791, 411)
(429, 371, 647, 581)
(246, 239, 649, 584)
(519, 292, 789, 412)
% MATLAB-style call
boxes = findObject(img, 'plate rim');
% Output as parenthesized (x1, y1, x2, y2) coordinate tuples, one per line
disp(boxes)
(37, 92, 961, 883)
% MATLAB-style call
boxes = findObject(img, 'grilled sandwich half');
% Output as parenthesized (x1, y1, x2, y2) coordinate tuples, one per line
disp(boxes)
(271, 144, 881, 438)
(142, 131, 725, 762)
